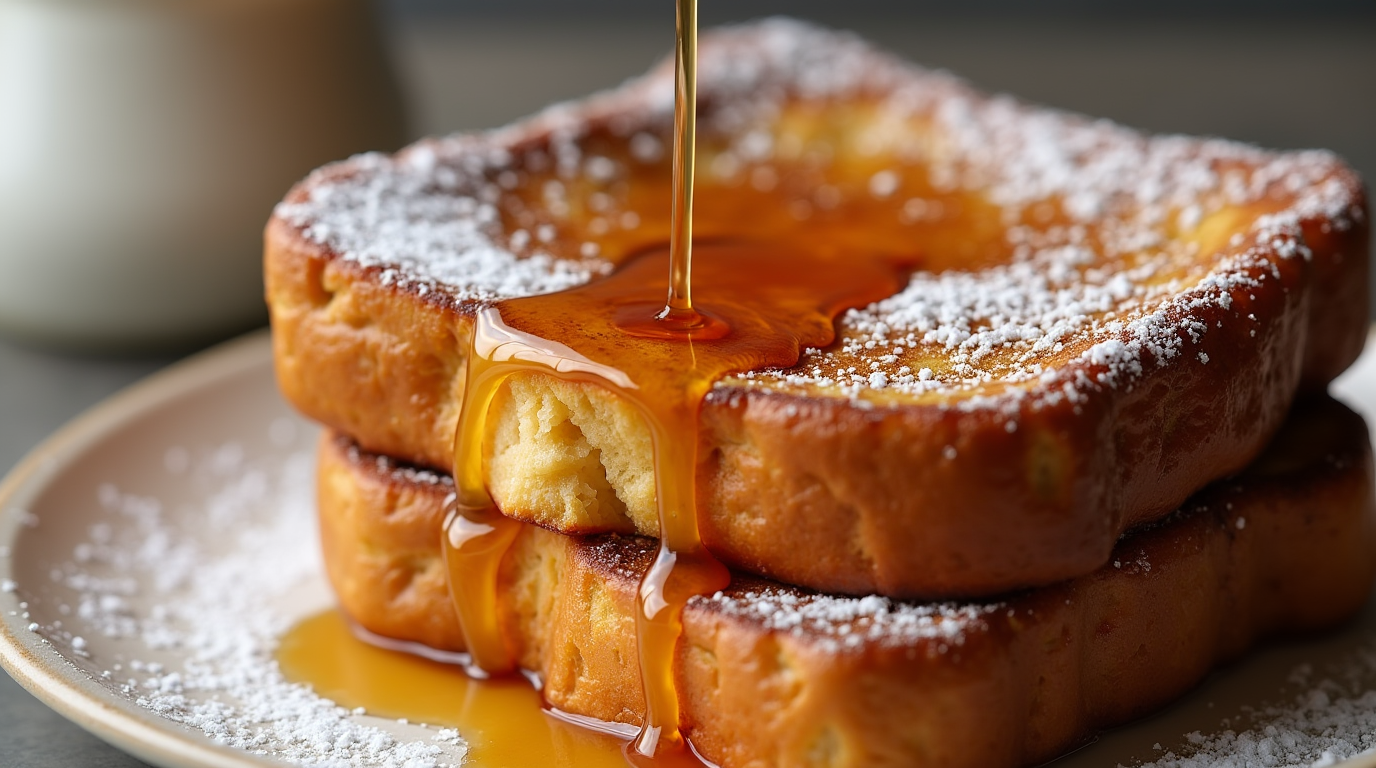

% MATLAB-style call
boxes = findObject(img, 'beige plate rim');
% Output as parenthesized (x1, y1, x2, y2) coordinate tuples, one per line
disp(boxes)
(2, 327, 1376, 768)
(0, 330, 278, 768)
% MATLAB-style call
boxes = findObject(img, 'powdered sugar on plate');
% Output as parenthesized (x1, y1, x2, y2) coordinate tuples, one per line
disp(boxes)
(19, 441, 466, 767)
(1127, 639, 1376, 768)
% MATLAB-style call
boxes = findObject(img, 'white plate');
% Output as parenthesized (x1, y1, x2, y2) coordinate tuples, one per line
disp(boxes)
(1, 330, 1375, 768)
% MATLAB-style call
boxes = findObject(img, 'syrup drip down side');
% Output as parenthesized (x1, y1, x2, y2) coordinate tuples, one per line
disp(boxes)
(442, 244, 907, 758)
(441, 2, 909, 763)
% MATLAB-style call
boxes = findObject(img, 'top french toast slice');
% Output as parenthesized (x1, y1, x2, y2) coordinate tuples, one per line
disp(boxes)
(265, 19, 1370, 599)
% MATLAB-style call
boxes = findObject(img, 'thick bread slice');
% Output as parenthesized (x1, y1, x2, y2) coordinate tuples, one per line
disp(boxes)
(272, 19, 1371, 597)
(317, 396, 1376, 768)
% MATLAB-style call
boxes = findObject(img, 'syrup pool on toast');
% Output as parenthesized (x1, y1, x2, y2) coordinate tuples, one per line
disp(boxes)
(440, 1, 909, 763)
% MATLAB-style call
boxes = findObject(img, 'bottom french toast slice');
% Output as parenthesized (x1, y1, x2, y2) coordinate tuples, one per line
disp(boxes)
(316, 396, 1376, 768)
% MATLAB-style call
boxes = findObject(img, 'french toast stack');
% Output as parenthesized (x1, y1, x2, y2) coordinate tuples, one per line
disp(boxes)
(266, 20, 1376, 768)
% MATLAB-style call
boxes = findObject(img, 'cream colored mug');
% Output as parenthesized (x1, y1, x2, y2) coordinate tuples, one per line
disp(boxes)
(0, 0, 407, 350)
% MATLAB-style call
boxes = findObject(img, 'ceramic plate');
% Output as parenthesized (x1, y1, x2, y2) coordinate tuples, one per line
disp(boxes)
(2, 330, 1376, 768)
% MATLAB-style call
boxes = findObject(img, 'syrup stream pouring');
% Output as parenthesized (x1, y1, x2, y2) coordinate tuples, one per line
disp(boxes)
(440, 2, 907, 765)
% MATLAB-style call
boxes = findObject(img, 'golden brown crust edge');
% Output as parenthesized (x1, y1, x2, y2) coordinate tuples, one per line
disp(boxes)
(317, 396, 1376, 768)
(269, 180, 1369, 599)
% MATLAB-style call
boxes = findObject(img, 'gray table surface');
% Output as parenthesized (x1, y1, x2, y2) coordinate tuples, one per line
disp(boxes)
(2, 11, 1373, 767)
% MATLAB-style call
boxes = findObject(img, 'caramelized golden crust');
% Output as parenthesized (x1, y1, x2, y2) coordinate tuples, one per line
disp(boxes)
(317, 396, 1376, 768)
(272, 21, 1371, 598)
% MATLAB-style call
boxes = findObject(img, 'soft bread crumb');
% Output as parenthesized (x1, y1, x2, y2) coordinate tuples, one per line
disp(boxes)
(487, 372, 657, 533)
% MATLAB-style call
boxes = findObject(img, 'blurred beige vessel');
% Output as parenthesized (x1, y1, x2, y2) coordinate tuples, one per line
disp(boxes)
(0, 0, 406, 350)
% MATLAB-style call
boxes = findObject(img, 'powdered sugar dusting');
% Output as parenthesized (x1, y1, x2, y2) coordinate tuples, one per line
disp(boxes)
(697, 586, 999, 653)
(1131, 640, 1376, 768)
(573, 531, 998, 652)
(748, 232, 1295, 407)
(20, 442, 466, 767)
(708, 28, 1361, 405)
(275, 145, 600, 304)
(273, 18, 1363, 408)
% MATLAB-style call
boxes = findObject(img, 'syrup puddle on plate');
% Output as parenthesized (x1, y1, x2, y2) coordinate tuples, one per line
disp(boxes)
(277, 609, 635, 768)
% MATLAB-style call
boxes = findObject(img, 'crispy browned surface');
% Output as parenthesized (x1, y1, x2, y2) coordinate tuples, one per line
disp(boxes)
(271, 23, 1371, 598)
(318, 396, 1376, 768)
(270, 185, 1369, 602)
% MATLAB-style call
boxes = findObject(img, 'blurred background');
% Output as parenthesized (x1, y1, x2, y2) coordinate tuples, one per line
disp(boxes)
(0, 2, 1373, 764)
